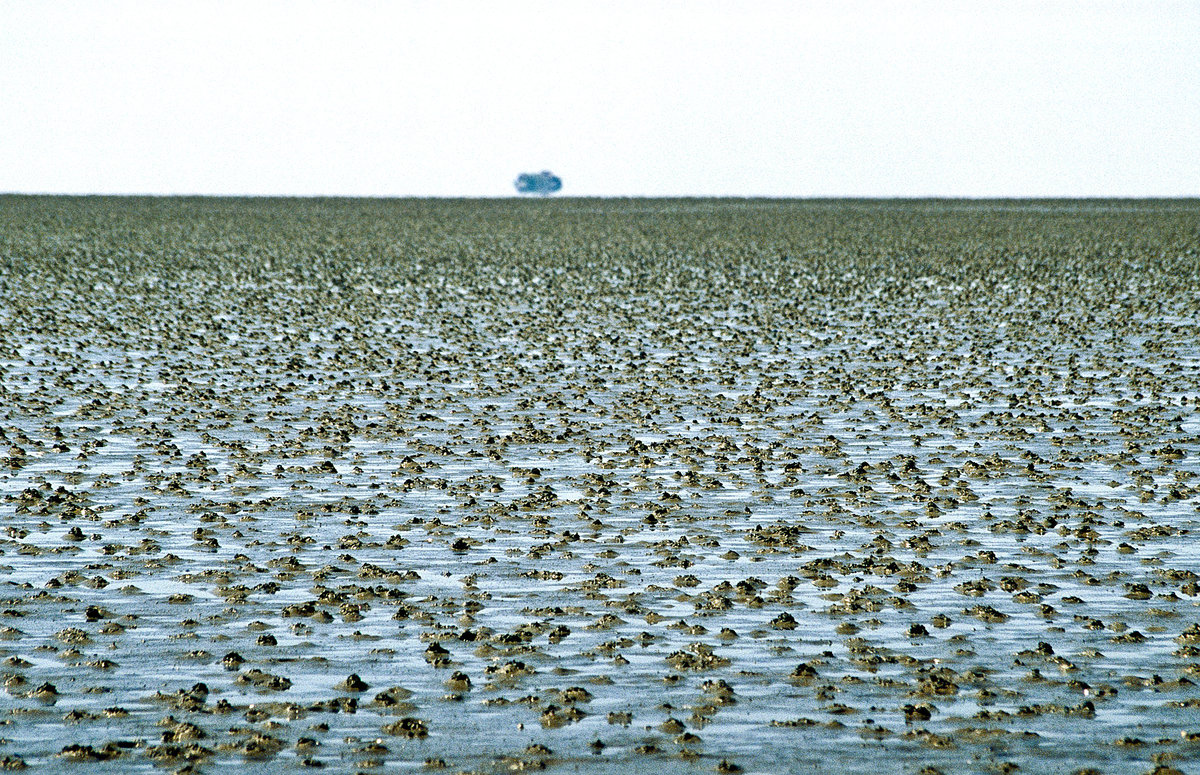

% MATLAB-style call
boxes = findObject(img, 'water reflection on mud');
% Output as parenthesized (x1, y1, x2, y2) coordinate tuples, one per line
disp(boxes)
(1, 197, 1199, 774)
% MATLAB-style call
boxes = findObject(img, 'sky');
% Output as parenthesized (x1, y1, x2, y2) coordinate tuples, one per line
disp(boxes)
(2, 0, 1198, 198)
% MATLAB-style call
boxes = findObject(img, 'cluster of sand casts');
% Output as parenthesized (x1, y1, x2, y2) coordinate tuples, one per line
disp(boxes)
(1, 197, 1199, 774)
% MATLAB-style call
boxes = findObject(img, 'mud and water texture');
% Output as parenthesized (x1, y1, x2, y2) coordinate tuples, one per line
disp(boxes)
(1, 196, 1200, 774)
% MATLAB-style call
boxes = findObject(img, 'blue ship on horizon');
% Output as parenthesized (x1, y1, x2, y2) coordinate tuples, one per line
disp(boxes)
(515, 171, 562, 196)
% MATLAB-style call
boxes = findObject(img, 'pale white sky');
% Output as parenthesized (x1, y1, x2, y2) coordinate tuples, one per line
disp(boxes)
(2, 0, 1197, 197)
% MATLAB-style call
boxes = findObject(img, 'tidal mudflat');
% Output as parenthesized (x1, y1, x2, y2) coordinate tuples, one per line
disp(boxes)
(1, 196, 1199, 774)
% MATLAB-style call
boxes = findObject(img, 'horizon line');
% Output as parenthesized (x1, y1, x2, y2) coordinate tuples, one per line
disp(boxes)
(3, 192, 1199, 202)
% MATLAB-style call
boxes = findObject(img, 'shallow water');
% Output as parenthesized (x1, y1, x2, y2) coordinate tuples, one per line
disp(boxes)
(1, 197, 1199, 774)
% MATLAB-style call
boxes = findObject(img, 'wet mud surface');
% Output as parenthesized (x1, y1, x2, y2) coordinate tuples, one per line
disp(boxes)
(2, 197, 1199, 774)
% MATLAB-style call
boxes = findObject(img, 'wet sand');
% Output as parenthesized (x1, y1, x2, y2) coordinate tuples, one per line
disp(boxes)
(1, 196, 1199, 774)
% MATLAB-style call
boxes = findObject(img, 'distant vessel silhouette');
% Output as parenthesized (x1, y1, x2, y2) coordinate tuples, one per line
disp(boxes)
(515, 171, 562, 196)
